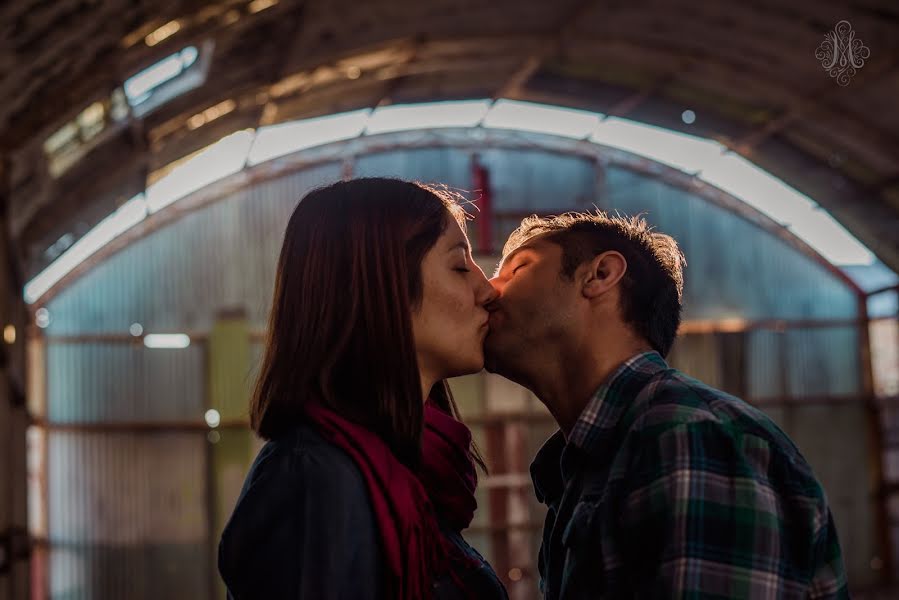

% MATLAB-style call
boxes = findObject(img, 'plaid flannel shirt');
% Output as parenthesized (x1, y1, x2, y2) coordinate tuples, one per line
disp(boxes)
(530, 351, 848, 599)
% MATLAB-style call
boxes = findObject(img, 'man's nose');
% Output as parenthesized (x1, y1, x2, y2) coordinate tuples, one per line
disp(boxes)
(484, 277, 502, 309)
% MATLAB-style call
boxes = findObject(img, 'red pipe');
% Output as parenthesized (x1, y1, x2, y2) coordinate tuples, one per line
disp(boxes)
(471, 156, 494, 254)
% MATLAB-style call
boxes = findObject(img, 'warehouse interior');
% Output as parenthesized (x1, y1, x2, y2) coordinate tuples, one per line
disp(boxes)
(1, 1, 899, 598)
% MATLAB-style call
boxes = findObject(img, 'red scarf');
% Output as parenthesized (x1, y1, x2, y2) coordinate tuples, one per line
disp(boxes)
(421, 402, 482, 598)
(304, 402, 480, 599)
(420, 402, 478, 532)
(304, 403, 446, 600)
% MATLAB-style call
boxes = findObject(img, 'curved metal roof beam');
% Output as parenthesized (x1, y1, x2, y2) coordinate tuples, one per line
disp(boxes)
(24, 100, 880, 306)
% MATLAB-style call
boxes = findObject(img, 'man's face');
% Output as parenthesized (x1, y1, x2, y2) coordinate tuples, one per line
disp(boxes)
(483, 238, 581, 379)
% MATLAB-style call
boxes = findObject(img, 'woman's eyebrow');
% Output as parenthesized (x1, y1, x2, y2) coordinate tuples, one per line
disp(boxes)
(448, 241, 471, 253)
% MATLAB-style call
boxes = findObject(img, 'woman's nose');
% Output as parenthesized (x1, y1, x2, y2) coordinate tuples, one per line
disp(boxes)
(476, 272, 499, 306)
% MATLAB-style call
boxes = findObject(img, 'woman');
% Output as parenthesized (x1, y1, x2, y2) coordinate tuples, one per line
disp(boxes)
(218, 178, 508, 599)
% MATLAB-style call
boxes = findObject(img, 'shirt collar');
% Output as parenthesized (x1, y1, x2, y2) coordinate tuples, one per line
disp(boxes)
(530, 350, 669, 504)
(567, 350, 667, 452)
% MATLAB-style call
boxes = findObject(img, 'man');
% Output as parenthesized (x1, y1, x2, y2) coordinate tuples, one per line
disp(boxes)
(484, 212, 848, 599)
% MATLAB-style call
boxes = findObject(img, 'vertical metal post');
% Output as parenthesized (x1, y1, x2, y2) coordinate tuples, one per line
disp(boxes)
(893, 285, 899, 582)
(485, 419, 510, 588)
(27, 332, 49, 600)
(0, 156, 29, 600)
(207, 309, 252, 599)
(859, 294, 892, 584)
(202, 337, 217, 600)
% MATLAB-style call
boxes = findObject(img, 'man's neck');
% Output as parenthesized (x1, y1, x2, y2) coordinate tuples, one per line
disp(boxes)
(531, 337, 653, 438)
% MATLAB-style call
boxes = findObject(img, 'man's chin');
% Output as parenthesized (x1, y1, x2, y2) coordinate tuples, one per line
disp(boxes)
(483, 352, 517, 380)
(482, 343, 501, 374)
(482, 337, 520, 378)
(483, 357, 497, 374)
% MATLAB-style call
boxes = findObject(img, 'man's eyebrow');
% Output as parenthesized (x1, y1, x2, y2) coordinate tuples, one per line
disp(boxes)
(494, 246, 534, 276)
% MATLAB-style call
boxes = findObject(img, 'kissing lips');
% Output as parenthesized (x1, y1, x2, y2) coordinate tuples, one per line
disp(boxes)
(478, 320, 489, 338)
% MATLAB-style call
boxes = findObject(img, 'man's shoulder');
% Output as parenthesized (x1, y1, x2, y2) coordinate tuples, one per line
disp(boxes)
(617, 367, 816, 483)
(630, 367, 782, 438)
(619, 368, 825, 496)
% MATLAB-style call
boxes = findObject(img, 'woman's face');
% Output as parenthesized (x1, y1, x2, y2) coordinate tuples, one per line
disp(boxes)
(412, 216, 497, 388)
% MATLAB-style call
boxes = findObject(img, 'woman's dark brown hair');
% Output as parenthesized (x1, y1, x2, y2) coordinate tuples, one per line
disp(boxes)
(251, 177, 474, 469)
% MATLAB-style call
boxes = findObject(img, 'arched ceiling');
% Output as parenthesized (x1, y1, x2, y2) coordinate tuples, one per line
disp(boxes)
(2, 0, 899, 281)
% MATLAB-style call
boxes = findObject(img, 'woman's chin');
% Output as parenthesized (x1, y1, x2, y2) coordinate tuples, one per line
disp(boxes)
(444, 353, 485, 378)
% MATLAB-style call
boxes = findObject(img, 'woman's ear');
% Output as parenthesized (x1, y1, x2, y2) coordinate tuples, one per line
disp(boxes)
(581, 251, 627, 299)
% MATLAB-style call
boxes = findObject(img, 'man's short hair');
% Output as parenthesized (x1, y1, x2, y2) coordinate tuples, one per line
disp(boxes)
(502, 211, 686, 357)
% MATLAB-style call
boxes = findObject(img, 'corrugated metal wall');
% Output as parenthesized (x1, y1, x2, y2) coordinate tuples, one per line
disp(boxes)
(32, 137, 878, 598)
(42, 162, 343, 336)
(40, 153, 859, 334)
(602, 167, 859, 320)
(46, 344, 205, 423)
(47, 432, 208, 600)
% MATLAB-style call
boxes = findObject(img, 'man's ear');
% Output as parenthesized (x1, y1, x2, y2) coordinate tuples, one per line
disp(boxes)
(581, 251, 627, 299)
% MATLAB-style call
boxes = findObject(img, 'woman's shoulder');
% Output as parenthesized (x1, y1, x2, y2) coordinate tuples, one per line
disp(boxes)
(224, 422, 376, 542)
(248, 422, 369, 493)
(220, 423, 384, 599)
